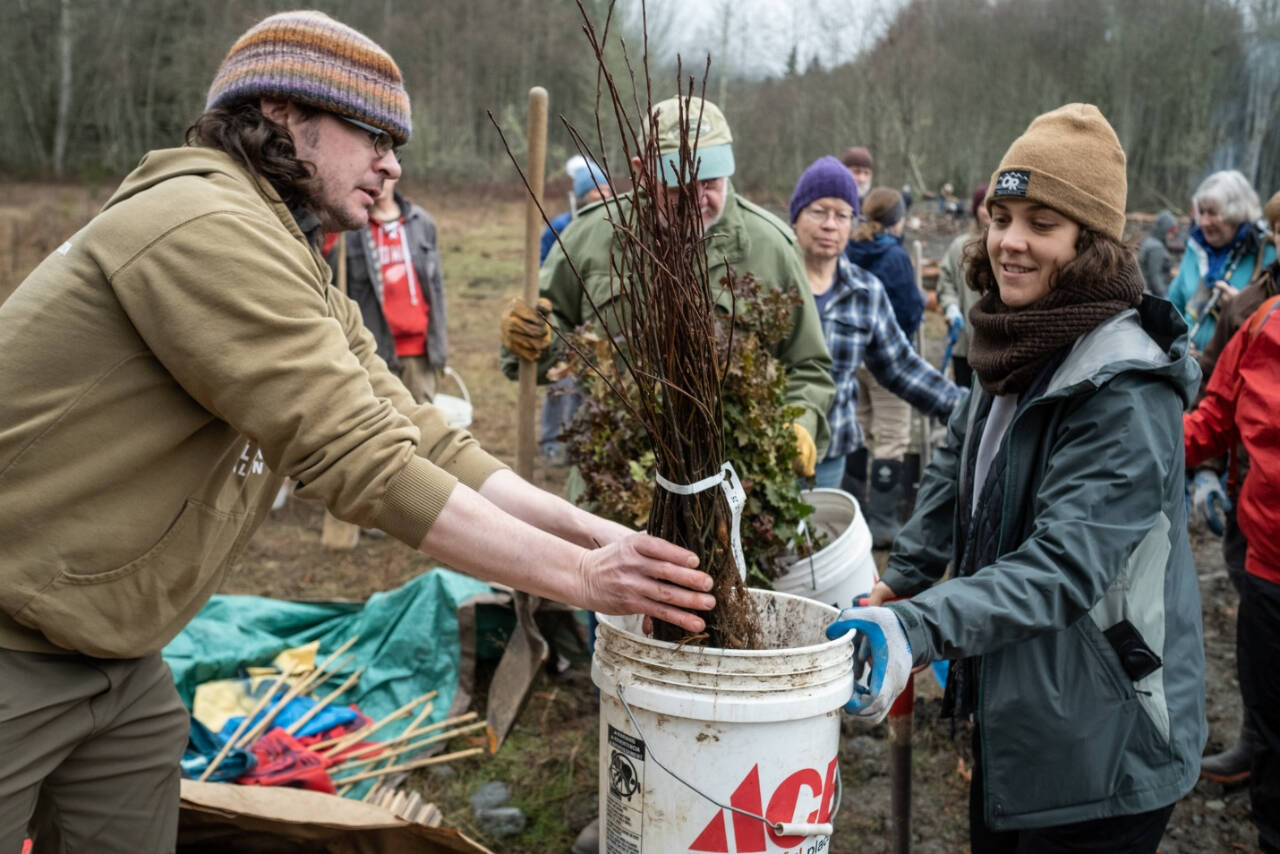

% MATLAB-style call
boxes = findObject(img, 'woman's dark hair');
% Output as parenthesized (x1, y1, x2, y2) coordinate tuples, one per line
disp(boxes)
(185, 100, 318, 208)
(963, 226, 1134, 297)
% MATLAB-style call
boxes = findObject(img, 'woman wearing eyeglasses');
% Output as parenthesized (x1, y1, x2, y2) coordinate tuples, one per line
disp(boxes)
(788, 157, 960, 492)
(842, 186, 928, 546)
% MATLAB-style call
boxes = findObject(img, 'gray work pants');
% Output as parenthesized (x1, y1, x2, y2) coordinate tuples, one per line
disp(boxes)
(0, 649, 188, 853)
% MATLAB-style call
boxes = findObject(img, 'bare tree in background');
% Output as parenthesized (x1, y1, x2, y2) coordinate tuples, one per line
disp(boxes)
(0, 0, 1275, 208)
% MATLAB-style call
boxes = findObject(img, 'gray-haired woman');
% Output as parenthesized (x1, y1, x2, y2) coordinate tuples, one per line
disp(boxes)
(1168, 169, 1277, 352)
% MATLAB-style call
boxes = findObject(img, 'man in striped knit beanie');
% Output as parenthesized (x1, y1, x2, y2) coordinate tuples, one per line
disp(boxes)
(0, 13, 716, 850)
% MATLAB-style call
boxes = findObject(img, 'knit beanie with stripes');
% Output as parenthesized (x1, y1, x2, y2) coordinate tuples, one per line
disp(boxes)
(206, 11, 411, 146)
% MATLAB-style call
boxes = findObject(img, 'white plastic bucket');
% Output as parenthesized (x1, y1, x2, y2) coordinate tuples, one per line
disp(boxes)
(431, 366, 472, 428)
(773, 488, 877, 611)
(592, 589, 853, 853)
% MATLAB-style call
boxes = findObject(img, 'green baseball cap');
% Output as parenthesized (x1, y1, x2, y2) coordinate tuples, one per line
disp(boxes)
(647, 95, 735, 186)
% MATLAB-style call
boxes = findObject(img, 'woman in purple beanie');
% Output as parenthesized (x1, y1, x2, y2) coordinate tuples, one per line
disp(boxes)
(788, 156, 959, 493)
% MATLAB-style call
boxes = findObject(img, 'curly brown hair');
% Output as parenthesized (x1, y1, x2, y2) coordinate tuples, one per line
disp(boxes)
(185, 100, 317, 208)
(963, 227, 1134, 297)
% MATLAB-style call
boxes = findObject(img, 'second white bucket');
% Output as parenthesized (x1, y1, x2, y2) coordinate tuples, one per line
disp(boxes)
(592, 589, 853, 853)
(773, 488, 877, 611)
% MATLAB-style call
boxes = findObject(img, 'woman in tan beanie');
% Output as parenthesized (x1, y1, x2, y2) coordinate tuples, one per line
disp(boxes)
(827, 104, 1206, 850)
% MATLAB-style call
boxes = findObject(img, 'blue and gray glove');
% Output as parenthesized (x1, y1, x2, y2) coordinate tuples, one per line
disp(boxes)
(1190, 469, 1230, 536)
(944, 304, 965, 332)
(825, 604, 912, 724)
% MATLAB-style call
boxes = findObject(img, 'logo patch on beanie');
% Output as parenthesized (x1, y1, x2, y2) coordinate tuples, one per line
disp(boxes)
(994, 170, 1029, 198)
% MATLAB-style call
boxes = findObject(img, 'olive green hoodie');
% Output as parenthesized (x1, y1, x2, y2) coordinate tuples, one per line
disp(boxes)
(0, 147, 504, 658)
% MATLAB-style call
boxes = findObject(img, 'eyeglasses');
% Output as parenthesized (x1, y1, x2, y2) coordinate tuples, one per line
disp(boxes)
(800, 205, 853, 226)
(336, 114, 397, 158)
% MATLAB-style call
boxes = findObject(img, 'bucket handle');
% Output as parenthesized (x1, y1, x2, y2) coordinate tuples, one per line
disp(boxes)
(441, 366, 470, 405)
(614, 684, 842, 839)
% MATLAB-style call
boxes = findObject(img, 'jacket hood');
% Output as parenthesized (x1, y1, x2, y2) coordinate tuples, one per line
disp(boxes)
(103, 147, 272, 212)
(844, 233, 894, 266)
(1045, 297, 1201, 409)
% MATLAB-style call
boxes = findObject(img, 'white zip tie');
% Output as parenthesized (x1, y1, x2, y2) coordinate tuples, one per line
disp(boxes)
(654, 461, 748, 581)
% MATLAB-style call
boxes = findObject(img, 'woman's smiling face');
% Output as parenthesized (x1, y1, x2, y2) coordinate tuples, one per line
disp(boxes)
(987, 199, 1080, 308)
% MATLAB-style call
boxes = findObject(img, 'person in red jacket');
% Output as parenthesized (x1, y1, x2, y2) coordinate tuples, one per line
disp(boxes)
(1184, 294, 1280, 854)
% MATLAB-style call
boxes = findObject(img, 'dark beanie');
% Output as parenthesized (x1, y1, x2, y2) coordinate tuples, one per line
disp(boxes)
(841, 146, 873, 170)
(971, 183, 989, 220)
(789, 156, 861, 224)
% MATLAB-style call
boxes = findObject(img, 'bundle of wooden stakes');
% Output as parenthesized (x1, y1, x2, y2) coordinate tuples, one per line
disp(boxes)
(196, 636, 486, 801)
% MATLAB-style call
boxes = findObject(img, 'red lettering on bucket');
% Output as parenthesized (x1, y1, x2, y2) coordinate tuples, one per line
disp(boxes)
(687, 757, 838, 853)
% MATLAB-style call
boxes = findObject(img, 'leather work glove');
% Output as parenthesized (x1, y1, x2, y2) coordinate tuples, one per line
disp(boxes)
(944, 303, 965, 332)
(829, 604, 911, 727)
(825, 604, 912, 724)
(1190, 469, 1230, 536)
(791, 422, 817, 478)
(501, 296, 553, 361)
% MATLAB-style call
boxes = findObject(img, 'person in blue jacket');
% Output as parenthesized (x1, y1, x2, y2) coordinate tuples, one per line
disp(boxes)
(829, 104, 1205, 852)
(536, 156, 611, 463)
(843, 186, 924, 547)
(1168, 169, 1275, 352)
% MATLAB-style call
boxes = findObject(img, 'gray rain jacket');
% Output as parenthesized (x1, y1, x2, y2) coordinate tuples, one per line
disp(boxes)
(881, 297, 1206, 830)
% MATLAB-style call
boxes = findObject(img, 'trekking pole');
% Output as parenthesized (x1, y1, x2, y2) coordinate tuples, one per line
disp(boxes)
(1187, 287, 1222, 344)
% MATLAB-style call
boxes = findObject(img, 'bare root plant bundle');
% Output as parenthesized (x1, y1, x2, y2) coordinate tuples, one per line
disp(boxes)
(493, 0, 761, 648)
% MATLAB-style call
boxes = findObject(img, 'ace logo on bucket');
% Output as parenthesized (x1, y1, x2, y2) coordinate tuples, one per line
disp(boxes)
(688, 756, 839, 853)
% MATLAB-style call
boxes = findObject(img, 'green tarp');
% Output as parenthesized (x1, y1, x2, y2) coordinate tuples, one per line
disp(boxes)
(163, 568, 494, 741)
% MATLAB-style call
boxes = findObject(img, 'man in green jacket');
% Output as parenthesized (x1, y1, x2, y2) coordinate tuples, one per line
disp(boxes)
(500, 96, 835, 477)
(0, 13, 714, 852)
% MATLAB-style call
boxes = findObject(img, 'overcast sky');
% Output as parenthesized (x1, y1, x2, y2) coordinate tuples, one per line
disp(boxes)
(624, 0, 903, 79)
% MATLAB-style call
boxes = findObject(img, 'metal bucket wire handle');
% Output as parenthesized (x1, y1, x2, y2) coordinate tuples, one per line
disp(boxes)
(614, 683, 842, 838)
(441, 366, 470, 404)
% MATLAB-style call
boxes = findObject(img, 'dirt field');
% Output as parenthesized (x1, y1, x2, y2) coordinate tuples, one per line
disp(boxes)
(3, 182, 1259, 852)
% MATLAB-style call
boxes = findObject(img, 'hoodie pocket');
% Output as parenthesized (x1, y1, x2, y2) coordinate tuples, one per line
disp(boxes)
(15, 499, 243, 657)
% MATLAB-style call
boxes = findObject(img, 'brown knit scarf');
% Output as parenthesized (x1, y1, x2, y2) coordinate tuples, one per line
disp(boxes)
(967, 260, 1144, 395)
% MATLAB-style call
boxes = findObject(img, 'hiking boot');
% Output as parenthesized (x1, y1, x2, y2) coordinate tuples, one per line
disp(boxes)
(865, 458, 905, 549)
(570, 816, 599, 854)
(1200, 710, 1259, 785)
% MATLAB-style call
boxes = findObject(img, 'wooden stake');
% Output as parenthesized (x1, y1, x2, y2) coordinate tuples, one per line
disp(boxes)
(516, 85, 548, 480)
(314, 689, 438, 756)
(330, 710, 475, 764)
(330, 747, 486, 785)
(234, 638, 359, 747)
(330, 720, 488, 774)
(199, 667, 295, 781)
(283, 665, 364, 736)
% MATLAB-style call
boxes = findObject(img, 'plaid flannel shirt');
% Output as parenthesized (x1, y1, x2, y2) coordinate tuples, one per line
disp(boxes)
(820, 257, 962, 460)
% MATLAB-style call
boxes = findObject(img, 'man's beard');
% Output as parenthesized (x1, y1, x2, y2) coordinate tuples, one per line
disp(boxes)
(304, 174, 367, 232)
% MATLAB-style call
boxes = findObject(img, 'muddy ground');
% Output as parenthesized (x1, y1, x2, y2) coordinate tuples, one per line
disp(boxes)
(5, 184, 1257, 852)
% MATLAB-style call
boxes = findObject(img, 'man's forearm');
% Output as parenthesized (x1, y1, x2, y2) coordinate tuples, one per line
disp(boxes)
(419, 477, 588, 603)
(477, 468, 632, 549)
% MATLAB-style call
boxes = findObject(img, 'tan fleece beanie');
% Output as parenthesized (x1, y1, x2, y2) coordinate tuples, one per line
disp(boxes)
(1265, 190, 1280, 229)
(987, 103, 1127, 241)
